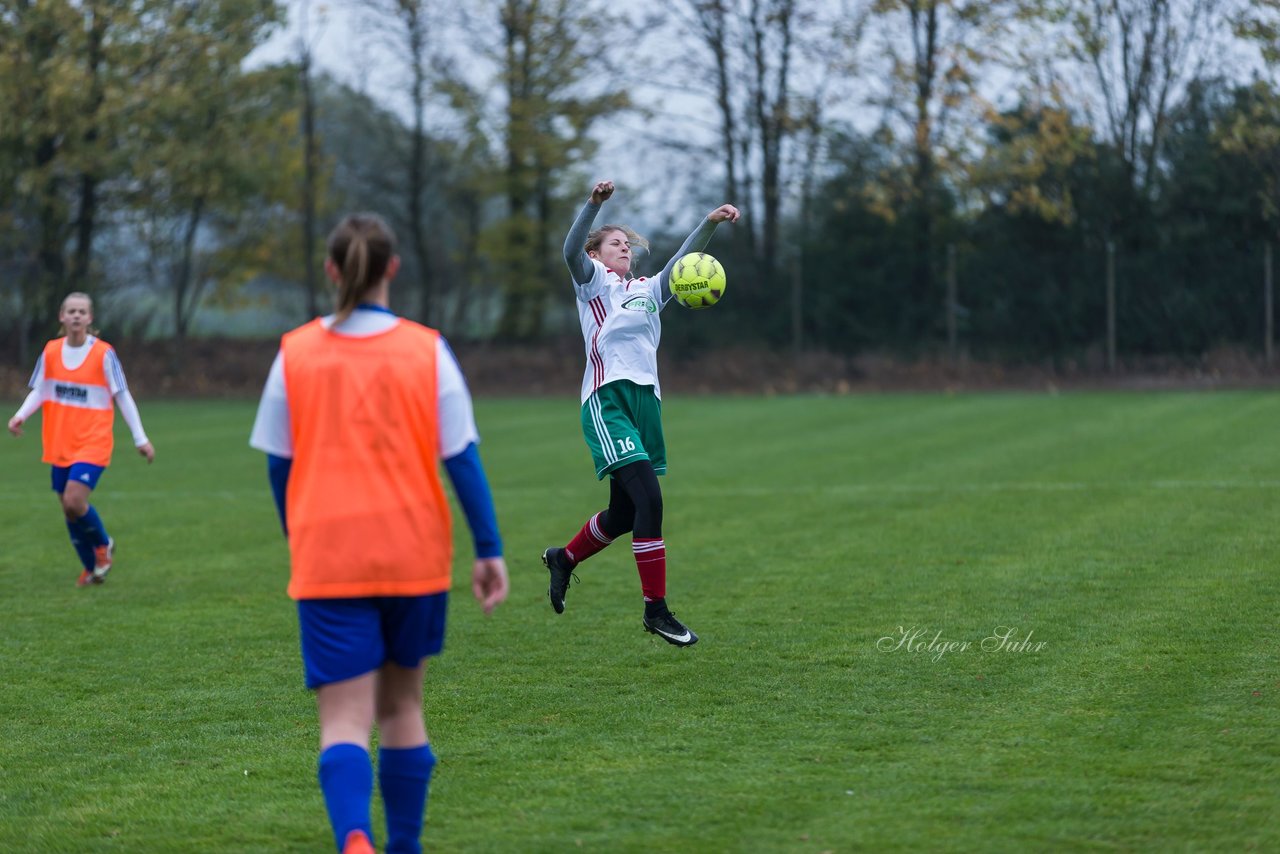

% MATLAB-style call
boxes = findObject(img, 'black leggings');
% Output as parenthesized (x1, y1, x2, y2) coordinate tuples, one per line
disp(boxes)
(597, 460, 663, 540)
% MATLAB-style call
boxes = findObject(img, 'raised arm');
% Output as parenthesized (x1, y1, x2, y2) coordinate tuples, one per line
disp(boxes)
(659, 203, 741, 290)
(563, 180, 615, 285)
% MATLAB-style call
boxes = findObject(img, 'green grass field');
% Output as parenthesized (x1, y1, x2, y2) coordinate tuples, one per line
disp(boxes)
(1, 392, 1277, 852)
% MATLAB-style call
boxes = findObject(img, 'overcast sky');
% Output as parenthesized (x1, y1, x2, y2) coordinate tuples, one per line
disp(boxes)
(245, 2, 358, 83)
(246, 1, 715, 240)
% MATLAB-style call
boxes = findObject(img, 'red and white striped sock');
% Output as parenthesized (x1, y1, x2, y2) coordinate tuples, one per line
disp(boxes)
(632, 538, 666, 602)
(564, 512, 614, 566)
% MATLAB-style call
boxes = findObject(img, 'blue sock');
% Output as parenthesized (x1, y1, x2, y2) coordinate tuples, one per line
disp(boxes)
(65, 519, 95, 571)
(379, 744, 436, 854)
(79, 506, 109, 549)
(318, 743, 374, 852)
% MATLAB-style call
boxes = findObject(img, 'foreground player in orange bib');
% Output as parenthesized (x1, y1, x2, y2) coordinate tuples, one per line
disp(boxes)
(8, 293, 155, 586)
(250, 213, 509, 854)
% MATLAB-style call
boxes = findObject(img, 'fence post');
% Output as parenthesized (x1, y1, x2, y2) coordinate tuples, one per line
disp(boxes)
(1266, 241, 1274, 367)
(946, 243, 958, 363)
(1106, 241, 1116, 372)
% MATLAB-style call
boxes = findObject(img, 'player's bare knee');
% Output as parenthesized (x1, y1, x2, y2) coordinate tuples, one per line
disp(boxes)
(376, 699, 424, 734)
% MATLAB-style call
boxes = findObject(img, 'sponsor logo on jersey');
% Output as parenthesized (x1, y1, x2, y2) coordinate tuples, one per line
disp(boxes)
(621, 295, 657, 314)
(55, 384, 89, 402)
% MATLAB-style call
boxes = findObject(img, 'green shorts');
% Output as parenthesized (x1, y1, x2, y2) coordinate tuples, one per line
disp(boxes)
(581, 380, 667, 480)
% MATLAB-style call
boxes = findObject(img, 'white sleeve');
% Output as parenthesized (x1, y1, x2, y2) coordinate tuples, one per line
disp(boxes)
(573, 258, 608, 303)
(103, 349, 129, 395)
(27, 354, 45, 389)
(13, 355, 46, 423)
(249, 351, 293, 458)
(437, 338, 479, 459)
(12, 386, 44, 423)
(113, 390, 150, 447)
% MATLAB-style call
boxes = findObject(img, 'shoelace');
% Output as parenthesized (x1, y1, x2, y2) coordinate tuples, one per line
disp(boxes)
(550, 566, 579, 589)
(649, 610, 679, 628)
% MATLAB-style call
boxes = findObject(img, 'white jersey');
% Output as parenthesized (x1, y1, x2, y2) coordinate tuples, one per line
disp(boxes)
(575, 258, 671, 404)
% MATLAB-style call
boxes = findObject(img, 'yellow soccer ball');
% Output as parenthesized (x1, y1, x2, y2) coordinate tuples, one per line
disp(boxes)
(669, 252, 727, 309)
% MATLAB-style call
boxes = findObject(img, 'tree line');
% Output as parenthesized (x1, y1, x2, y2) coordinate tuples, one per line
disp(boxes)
(3, 0, 1280, 369)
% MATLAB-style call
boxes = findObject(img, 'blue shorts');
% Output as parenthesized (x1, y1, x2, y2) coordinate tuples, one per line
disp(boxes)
(51, 463, 106, 493)
(297, 592, 449, 690)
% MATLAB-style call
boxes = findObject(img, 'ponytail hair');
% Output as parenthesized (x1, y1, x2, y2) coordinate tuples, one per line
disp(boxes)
(327, 213, 396, 323)
(59, 292, 99, 337)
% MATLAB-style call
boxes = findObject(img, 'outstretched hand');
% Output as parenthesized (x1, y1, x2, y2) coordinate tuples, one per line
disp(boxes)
(708, 204, 740, 224)
(7, 416, 22, 437)
(138, 442, 155, 463)
(472, 556, 510, 615)
(590, 181, 615, 205)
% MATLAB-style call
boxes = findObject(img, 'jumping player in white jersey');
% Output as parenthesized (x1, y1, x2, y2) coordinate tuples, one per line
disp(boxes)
(541, 180, 739, 646)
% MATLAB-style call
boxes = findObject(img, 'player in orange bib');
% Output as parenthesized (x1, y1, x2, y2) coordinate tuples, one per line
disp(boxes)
(8, 293, 155, 587)
(250, 214, 509, 854)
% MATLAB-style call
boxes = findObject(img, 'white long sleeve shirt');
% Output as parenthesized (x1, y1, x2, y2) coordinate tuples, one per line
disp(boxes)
(13, 337, 150, 447)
